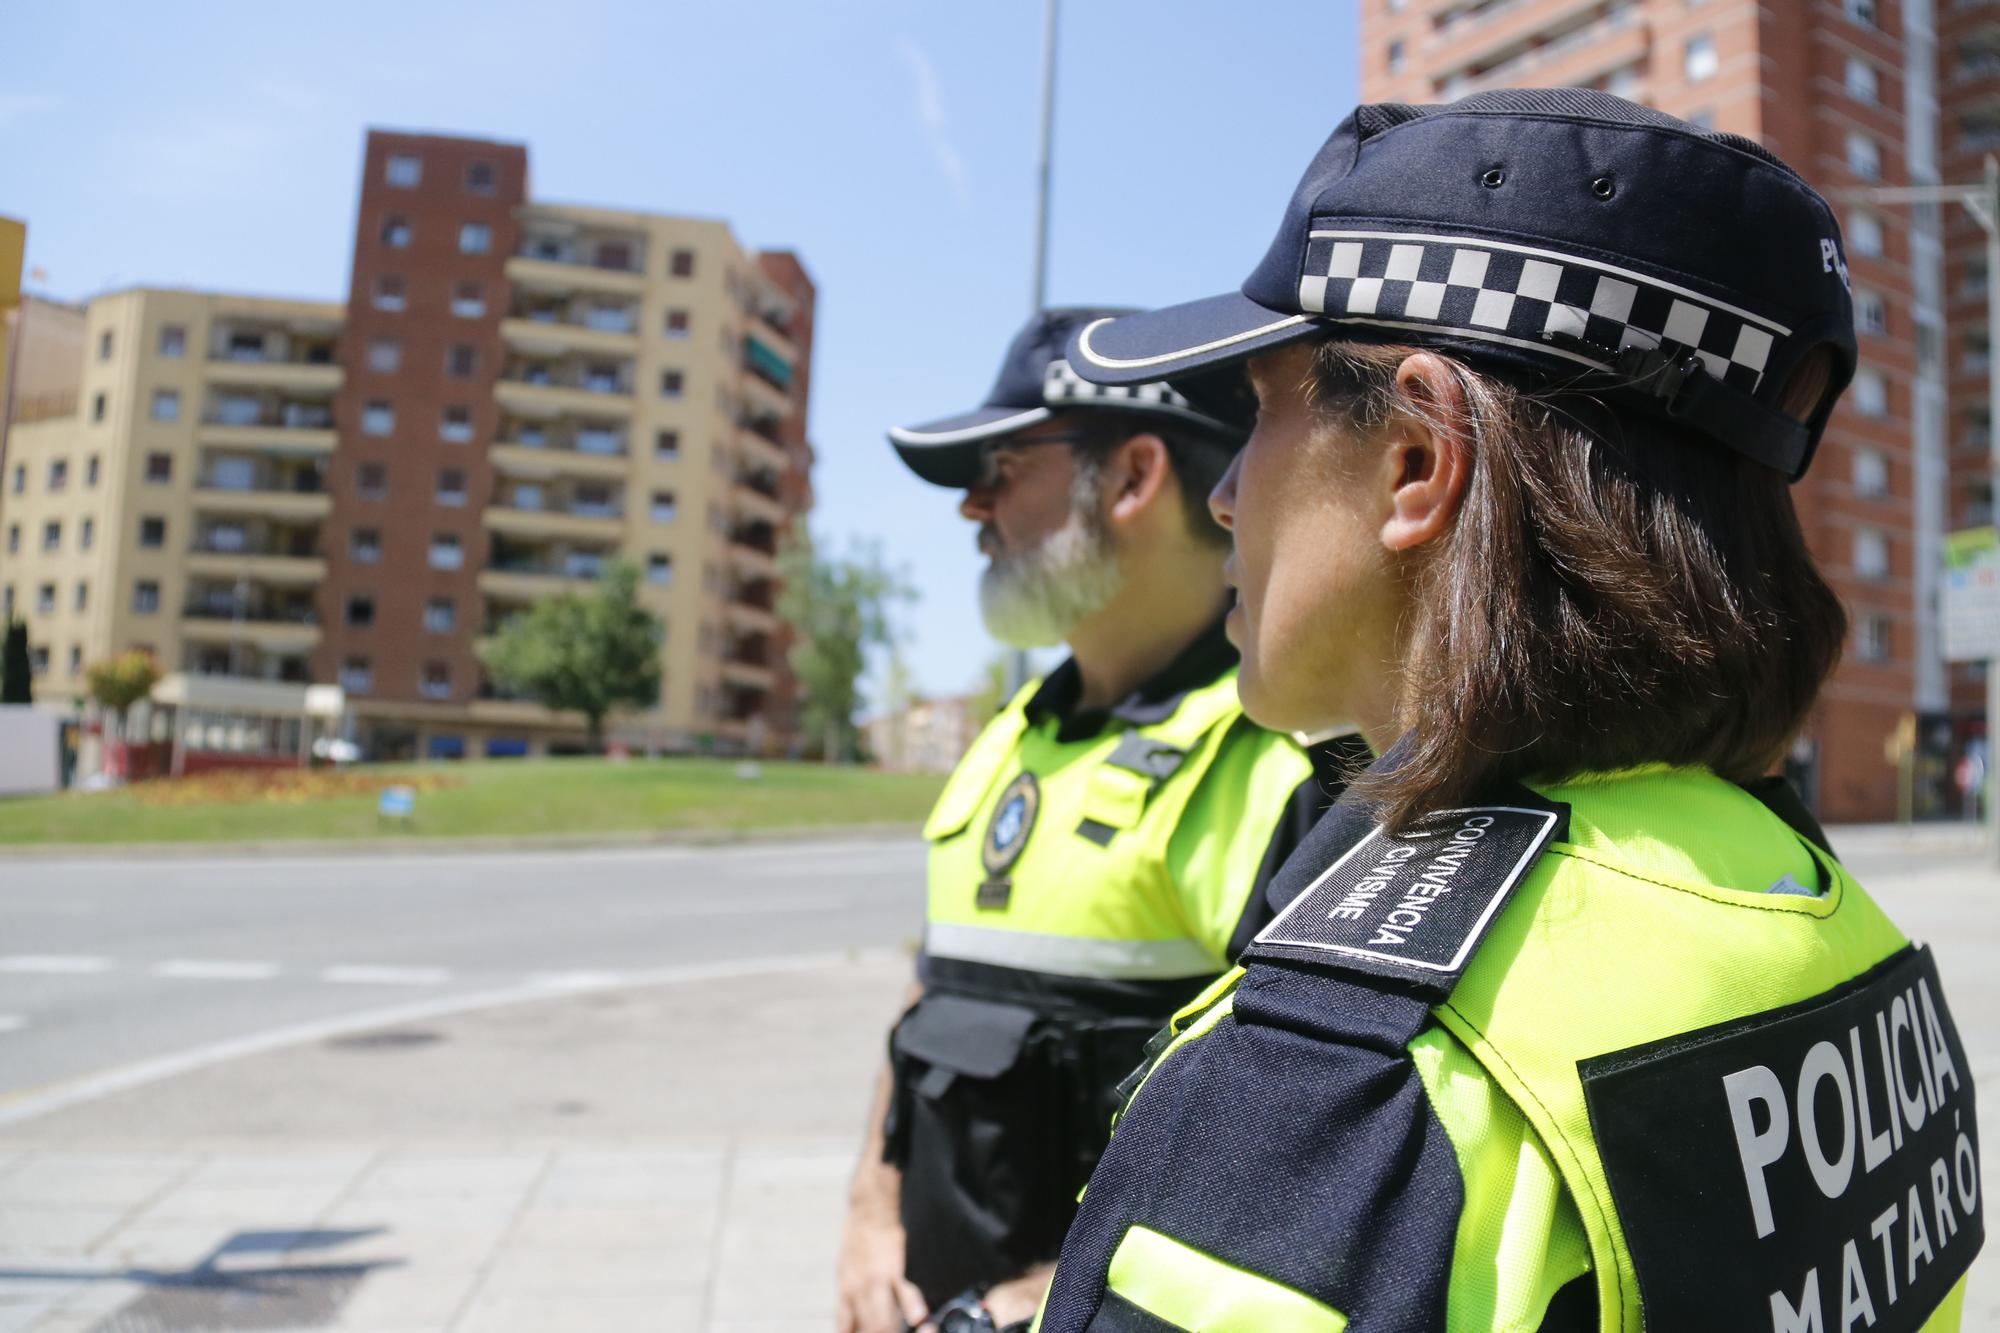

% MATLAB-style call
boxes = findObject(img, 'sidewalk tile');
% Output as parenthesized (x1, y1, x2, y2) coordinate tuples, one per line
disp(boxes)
(502, 1206, 714, 1252)
(0, 1155, 196, 1210)
(0, 1210, 127, 1258)
(181, 1151, 374, 1190)
(322, 1261, 482, 1329)
(354, 1153, 547, 1198)
(473, 1243, 713, 1297)
(125, 1183, 348, 1229)
(452, 1290, 705, 1332)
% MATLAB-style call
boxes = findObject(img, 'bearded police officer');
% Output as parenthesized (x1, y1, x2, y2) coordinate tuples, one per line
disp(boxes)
(833, 308, 1364, 1333)
(1032, 92, 1982, 1332)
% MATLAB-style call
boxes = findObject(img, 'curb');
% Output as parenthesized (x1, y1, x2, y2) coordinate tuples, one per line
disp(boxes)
(0, 821, 922, 862)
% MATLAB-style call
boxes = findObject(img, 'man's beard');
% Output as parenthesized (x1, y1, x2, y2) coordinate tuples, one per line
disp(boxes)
(977, 466, 1123, 648)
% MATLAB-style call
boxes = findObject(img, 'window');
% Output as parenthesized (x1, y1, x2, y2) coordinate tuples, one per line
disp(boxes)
(3, 524, 14, 553)
(385, 153, 422, 187)
(445, 344, 477, 378)
(1851, 368, 1889, 416)
(1387, 39, 1405, 72)
(47, 459, 67, 491)
(1845, 56, 1879, 103)
(1844, 0, 1877, 26)
(98, 330, 114, 361)
(86, 455, 100, 487)
(159, 325, 186, 358)
(73, 582, 87, 613)
(660, 370, 684, 399)
(584, 362, 622, 393)
(655, 430, 681, 460)
(510, 482, 545, 511)
(1850, 209, 1884, 258)
(650, 491, 678, 523)
(1606, 66, 1643, 99)
(420, 662, 452, 700)
(80, 517, 94, 550)
(41, 521, 60, 552)
(670, 248, 695, 278)
(451, 282, 485, 317)
(204, 521, 246, 552)
(67, 645, 81, 677)
(1846, 131, 1881, 180)
(133, 580, 160, 614)
(1965, 260, 1990, 301)
(362, 401, 395, 436)
(92, 392, 107, 422)
(340, 657, 373, 694)
(466, 160, 497, 194)
(1856, 613, 1891, 662)
(366, 339, 401, 373)
(1855, 289, 1887, 335)
(28, 646, 47, 677)
(574, 482, 615, 517)
(459, 222, 492, 255)
(8, 463, 20, 493)
(351, 528, 382, 562)
(358, 462, 388, 499)
(144, 388, 179, 423)
(345, 595, 376, 628)
(436, 468, 467, 506)
(429, 533, 463, 570)
(423, 597, 457, 633)
(647, 553, 673, 585)
(381, 215, 412, 248)
(35, 584, 55, 615)
(208, 455, 254, 491)
(576, 424, 621, 456)
(1853, 527, 1890, 578)
(373, 275, 408, 311)
(665, 309, 690, 338)
(1852, 447, 1889, 498)
(440, 405, 474, 443)
(1684, 33, 1717, 82)
(139, 516, 166, 549)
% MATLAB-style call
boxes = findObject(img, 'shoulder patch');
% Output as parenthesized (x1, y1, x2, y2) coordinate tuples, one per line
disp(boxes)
(1245, 804, 1562, 996)
(1581, 944, 1981, 1332)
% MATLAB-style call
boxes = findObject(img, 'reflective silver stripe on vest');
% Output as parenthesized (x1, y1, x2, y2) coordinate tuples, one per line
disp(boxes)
(924, 923, 1222, 980)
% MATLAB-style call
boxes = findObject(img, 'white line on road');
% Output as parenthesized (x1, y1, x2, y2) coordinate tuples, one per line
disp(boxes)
(0, 955, 112, 974)
(0, 949, 897, 1128)
(152, 959, 283, 981)
(320, 964, 453, 986)
(0, 1016, 27, 1033)
(526, 970, 634, 990)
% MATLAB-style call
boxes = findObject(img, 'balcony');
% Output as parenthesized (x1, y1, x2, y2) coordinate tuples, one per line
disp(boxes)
(185, 532, 327, 585)
(743, 334, 795, 392)
(733, 479, 787, 525)
(491, 441, 630, 482)
(722, 660, 777, 692)
(740, 368, 791, 421)
(191, 471, 333, 521)
(198, 395, 339, 454)
(725, 599, 781, 636)
(180, 587, 321, 652)
(485, 502, 624, 542)
(478, 565, 603, 602)
(496, 358, 636, 419)
(203, 315, 342, 392)
(728, 539, 780, 581)
(737, 425, 790, 474)
(506, 227, 648, 298)
(500, 308, 640, 359)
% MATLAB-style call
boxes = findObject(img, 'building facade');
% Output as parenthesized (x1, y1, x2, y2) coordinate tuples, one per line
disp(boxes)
(1361, 0, 1990, 821)
(0, 130, 815, 762)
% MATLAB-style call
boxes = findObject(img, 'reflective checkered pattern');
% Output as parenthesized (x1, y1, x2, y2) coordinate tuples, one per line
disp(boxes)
(1043, 358, 1192, 410)
(1297, 231, 1784, 393)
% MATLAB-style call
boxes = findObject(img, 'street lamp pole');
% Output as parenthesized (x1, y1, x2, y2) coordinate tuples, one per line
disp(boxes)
(1848, 155, 2000, 861)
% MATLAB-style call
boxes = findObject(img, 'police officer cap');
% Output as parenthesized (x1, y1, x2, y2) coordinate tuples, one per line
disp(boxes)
(1066, 89, 1858, 479)
(889, 306, 1249, 488)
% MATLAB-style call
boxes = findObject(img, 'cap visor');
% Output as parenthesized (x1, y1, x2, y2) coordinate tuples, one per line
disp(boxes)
(887, 405, 1053, 487)
(1067, 292, 1318, 386)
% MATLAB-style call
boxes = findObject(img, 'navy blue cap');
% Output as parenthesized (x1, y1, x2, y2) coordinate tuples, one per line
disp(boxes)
(1066, 90, 1858, 479)
(890, 306, 1248, 488)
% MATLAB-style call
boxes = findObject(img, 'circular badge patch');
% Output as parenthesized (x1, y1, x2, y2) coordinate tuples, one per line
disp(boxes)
(982, 771, 1041, 879)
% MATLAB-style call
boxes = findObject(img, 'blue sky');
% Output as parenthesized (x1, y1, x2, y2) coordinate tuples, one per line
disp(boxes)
(0, 1, 1359, 701)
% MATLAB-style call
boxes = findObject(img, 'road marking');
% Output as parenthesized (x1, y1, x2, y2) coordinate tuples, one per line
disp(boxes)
(526, 970, 634, 990)
(320, 965, 453, 986)
(0, 955, 112, 974)
(0, 1016, 27, 1033)
(0, 949, 898, 1128)
(153, 959, 283, 981)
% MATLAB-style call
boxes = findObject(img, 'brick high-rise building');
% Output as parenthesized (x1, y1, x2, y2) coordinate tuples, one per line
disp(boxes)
(0, 130, 816, 765)
(1362, 0, 1989, 820)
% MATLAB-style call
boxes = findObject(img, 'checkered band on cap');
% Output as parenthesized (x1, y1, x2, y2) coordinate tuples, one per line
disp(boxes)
(1043, 359, 1194, 411)
(1298, 230, 1786, 394)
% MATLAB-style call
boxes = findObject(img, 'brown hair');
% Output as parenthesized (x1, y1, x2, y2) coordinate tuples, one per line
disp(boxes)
(1308, 341, 1847, 830)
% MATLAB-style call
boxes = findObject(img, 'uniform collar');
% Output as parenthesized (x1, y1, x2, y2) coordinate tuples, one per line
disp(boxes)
(1023, 613, 1236, 742)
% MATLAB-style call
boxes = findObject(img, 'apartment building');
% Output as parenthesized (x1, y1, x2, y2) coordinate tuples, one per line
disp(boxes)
(0, 130, 816, 762)
(1362, 0, 1986, 821)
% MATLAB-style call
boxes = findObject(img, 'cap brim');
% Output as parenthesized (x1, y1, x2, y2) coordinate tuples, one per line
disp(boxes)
(888, 405, 1053, 487)
(1067, 292, 1319, 387)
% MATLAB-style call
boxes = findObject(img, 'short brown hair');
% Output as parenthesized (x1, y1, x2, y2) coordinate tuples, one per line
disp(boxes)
(1308, 342, 1847, 830)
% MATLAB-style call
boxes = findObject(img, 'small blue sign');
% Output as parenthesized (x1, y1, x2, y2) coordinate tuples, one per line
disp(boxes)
(378, 785, 415, 819)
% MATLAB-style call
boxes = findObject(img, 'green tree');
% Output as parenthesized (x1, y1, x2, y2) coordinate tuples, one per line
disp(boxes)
(478, 561, 664, 753)
(84, 649, 162, 740)
(777, 530, 914, 762)
(0, 620, 30, 705)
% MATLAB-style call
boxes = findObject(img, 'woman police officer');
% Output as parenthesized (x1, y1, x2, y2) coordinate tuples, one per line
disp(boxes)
(1028, 90, 1982, 1332)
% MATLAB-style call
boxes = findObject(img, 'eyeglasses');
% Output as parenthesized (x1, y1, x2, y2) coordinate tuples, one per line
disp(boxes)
(971, 429, 1100, 491)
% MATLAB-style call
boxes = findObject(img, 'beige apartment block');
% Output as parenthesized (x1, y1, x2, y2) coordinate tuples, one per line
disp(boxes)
(0, 289, 342, 702)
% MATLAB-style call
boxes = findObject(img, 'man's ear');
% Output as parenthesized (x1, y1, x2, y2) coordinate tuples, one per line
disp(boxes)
(1102, 432, 1172, 527)
(1378, 353, 1472, 553)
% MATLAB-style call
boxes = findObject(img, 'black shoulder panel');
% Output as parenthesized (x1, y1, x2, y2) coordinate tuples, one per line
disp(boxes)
(1583, 944, 1982, 1331)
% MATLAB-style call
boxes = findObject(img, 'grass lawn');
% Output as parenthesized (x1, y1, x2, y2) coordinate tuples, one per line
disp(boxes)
(0, 757, 947, 846)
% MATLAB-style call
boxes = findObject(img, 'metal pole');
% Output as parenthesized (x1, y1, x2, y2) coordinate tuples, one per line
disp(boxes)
(1007, 0, 1059, 696)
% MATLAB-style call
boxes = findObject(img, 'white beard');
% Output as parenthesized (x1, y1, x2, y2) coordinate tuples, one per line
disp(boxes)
(978, 473, 1123, 649)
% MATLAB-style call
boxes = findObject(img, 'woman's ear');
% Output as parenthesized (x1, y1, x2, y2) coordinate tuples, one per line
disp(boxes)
(1379, 353, 1473, 553)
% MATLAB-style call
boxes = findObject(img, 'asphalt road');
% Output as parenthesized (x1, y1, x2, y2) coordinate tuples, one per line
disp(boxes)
(0, 837, 925, 1103)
